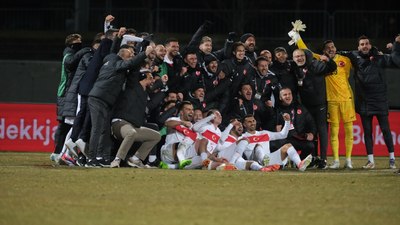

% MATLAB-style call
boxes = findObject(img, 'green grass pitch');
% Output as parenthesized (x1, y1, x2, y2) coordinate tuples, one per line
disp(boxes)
(0, 152, 399, 225)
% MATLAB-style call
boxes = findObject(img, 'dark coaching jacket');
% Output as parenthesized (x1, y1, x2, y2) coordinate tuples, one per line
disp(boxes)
(344, 42, 400, 115)
(78, 38, 113, 96)
(88, 52, 146, 107)
(112, 74, 148, 128)
(276, 102, 317, 138)
(295, 50, 337, 107)
(63, 50, 94, 117)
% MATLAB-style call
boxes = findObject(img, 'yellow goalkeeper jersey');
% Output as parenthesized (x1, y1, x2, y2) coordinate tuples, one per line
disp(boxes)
(297, 38, 353, 102)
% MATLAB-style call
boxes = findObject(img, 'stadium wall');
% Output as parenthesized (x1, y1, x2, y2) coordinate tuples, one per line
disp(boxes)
(0, 103, 399, 156)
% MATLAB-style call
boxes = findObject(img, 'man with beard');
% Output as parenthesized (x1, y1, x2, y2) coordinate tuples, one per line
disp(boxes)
(240, 33, 257, 64)
(249, 56, 281, 130)
(152, 44, 167, 78)
(163, 38, 185, 93)
(159, 101, 202, 169)
(242, 114, 313, 171)
(110, 71, 161, 168)
(216, 119, 278, 171)
(259, 49, 273, 66)
(187, 84, 207, 112)
(342, 35, 400, 169)
(193, 110, 228, 170)
(231, 83, 258, 126)
(51, 33, 92, 163)
(295, 35, 356, 169)
(270, 47, 298, 104)
(221, 42, 254, 100)
(202, 54, 230, 115)
(181, 50, 207, 98)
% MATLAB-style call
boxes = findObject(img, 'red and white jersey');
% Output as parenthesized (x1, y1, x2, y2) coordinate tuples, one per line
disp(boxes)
(164, 117, 197, 145)
(217, 134, 239, 149)
(242, 121, 290, 154)
(242, 130, 272, 153)
(196, 123, 221, 154)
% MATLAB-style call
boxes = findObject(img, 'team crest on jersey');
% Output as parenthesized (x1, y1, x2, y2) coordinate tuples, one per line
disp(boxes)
(266, 80, 271, 84)
(195, 71, 201, 76)
(302, 68, 308, 73)
(338, 61, 345, 67)
(202, 102, 207, 108)
(253, 104, 258, 110)
(243, 69, 247, 75)
(213, 80, 218, 86)
(297, 109, 302, 114)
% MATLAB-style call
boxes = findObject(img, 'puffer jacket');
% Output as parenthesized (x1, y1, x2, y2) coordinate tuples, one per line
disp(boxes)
(346, 42, 400, 115)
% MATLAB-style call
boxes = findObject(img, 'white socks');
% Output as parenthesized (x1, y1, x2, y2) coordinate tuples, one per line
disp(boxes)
(200, 152, 208, 161)
(287, 146, 301, 167)
(250, 162, 263, 171)
(368, 154, 374, 163)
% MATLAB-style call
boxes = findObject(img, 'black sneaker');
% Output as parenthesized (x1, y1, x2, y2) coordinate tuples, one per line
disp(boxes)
(76, 155, 87, 167)
(307, 156, 320, 168)
(85, 159, 102, 168)
(99, 159, 111, 168)
(147, 158, 161, 168)
(317, 159, 328, 169)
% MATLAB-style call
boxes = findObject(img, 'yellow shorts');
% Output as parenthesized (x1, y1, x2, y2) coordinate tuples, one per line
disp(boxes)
(327, 101, 356, 123)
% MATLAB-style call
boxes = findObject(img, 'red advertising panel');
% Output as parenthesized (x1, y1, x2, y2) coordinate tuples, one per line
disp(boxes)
(0, 103, 399, 156)
(327, 113, 400, 156)
(0, 103, 58, 152)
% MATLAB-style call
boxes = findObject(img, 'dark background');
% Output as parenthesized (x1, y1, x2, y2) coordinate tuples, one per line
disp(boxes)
(1, 0, 399, 107)
(1, 0, 399, 60)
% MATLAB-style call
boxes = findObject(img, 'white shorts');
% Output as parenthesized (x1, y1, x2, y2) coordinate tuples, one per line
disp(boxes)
(217, 145, 241, 164)
(160, 143, 197, 164)
(268, 149, 288, 166)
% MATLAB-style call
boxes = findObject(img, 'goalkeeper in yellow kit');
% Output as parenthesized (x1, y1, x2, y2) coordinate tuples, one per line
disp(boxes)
(289, 20, 356, 169)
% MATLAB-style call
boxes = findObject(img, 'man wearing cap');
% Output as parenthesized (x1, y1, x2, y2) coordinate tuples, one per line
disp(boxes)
(240, 33, 257, 64)
(270, 47, 299, 105)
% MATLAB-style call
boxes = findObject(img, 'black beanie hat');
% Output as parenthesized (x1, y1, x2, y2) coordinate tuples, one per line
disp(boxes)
(240, 33, 255, 43)
(204, 54, 218, 66)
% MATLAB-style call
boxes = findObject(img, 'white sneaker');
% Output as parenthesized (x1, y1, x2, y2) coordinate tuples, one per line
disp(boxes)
(110, 158, 121, 168)
(362, 161, 375, 169)
(49, 153, 59, 162)
(75, 139, 87, 157)
(126, 157, 145, 168)
(329, 160, 340, 169)
(389, 159, 396, 169)
(65, 139, 78, 158)
(298, 154, 313, 172)
(344, 160, 353, 169)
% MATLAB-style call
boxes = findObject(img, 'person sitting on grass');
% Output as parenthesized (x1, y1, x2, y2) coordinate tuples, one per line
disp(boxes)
(159, 101, 203, 169)
(242, 114, 313, 171)
(215, 118, 280, 172)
